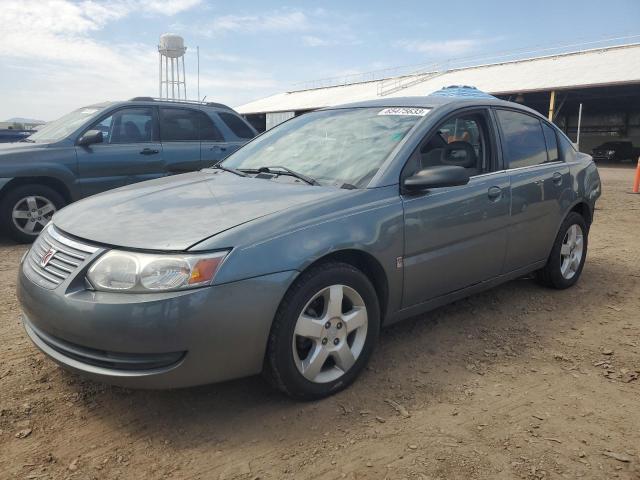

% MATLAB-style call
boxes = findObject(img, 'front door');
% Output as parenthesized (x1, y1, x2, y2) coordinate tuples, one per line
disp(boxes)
(76, 106, 164, 198)
(494, 109, 571, 272)
(401, 109, 511, 307)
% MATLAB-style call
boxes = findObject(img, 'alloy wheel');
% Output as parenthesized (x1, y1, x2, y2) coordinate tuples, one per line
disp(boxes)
(292, 284, 368, 383)
(560, 224, 584, 279)
(12, 196, 56, 235)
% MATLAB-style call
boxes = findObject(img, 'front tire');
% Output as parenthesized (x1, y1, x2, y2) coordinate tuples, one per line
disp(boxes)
(264, 262, 380, 400)
(536, 212, 588, 289)
(0, 184, 65, 243)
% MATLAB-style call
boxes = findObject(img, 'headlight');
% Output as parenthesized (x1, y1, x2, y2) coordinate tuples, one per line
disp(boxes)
(87, 250, 229, 293)
(607, 150, 616, 155)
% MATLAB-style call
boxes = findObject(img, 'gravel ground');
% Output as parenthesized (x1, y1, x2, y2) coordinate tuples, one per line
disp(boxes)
(1, 165, 639, 480)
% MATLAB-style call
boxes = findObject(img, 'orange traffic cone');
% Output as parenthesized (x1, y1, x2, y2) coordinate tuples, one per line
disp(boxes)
(634, 157, 640, 194)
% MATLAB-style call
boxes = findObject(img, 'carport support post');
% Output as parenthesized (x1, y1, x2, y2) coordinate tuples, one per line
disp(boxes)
(548, 90, 556, 122)
(576, 103, 583, 148)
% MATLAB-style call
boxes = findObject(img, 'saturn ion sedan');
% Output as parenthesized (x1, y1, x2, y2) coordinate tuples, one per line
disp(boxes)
(17, 96, 601, 400)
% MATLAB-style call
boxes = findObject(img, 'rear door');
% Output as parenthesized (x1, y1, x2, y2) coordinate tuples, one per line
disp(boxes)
(401, 108, 511, 307)
(495, 108, 571, 272)
(159, 107, 206, 174)
(76, 106, 164, 197)
(198, 111, 230, 167)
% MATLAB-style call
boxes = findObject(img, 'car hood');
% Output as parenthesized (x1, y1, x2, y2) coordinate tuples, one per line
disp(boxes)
(53, 170, 343, 250)
(0, 141, 43, 154)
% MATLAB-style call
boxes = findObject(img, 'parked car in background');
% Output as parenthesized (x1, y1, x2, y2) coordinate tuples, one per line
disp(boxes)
(18, 95, 601, 399)
(591, 141, 638, 162)
(0, 129, 35, 143)
(0, 97, 257, 242)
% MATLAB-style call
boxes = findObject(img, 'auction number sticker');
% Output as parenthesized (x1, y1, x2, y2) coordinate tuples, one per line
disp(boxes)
(378, 107, 429, 116)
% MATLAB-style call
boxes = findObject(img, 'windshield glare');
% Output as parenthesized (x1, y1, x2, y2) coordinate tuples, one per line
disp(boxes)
(28, 106, 105, 143)
(222, 107, 429, 188)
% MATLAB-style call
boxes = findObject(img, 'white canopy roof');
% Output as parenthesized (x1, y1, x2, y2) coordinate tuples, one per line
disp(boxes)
(236, 43, 640, 114)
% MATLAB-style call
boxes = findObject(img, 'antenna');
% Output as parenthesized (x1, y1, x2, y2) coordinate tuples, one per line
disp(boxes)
(158, 33, 187, 100)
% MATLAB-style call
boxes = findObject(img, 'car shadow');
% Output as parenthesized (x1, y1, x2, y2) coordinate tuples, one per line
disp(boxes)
(50, 257, 620, 451)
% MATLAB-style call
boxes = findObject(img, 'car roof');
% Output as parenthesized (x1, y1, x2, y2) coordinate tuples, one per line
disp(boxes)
(323, 95, 543, 117)
(83, 99, 237, 112)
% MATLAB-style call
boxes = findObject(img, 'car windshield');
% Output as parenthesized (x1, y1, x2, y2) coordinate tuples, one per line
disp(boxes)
(27, 106, 105, 143)
(222, 107, 430, 188)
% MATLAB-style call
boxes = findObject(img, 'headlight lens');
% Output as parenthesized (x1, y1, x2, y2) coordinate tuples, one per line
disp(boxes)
(87, 250, 229, 293)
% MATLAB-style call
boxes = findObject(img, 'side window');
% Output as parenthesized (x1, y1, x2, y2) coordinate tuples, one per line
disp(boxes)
(160, 108, 199, 141)
(217, 112, 255, 139)
(405, 112, 490, 179)
(95, 108, 154, 144)
(496, 109, 548, 169)
(198, 112, 224, 142)
(558, 133, 577, 163)
(160, 108, 223, 142)
(541, 122, 559, 162)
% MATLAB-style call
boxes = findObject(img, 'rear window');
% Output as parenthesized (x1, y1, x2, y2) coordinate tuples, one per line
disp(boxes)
(160, 108, 223, 142)
(218, 112, 255, 139)
(496, 109, 548, 169)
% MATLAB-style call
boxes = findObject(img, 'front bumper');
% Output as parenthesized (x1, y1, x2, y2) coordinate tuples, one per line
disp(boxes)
(18, 264, 297, 389)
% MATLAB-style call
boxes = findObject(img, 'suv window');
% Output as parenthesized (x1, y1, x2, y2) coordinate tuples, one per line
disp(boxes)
(218, 112, 254, 139)
(405, 111, 490, 179)
(160, 108, 223, 142)
(95, 108, 154, 144)
(496, 109, 548, 169)
(541, 122, 559, 162)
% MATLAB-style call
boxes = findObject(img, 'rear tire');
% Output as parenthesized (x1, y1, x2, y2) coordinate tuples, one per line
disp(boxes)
(264, 262, 380, 400)
(536, 212, 588, 289)
(0, 184, 65, 243)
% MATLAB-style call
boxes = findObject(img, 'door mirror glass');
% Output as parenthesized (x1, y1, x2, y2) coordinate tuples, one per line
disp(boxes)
(77, 129, 103, 146)
(403, 165, 470, 192)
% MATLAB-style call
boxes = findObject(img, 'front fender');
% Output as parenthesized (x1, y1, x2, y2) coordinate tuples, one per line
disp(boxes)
(193, 185, 405, 316)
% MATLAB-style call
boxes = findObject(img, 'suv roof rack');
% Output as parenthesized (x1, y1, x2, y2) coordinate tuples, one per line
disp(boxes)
(128, 97, 233, 110)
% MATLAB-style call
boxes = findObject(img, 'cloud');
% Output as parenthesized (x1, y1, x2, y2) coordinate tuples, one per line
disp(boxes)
(301, 35, 335, 47)
(198, 11, 310, 36)
(0, 0, 266, 120)
(396, 39, 481, 56)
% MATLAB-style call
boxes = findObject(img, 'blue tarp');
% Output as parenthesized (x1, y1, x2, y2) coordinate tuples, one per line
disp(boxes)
(429, 85, 496, 99)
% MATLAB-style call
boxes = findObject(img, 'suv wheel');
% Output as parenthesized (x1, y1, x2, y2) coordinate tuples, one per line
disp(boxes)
(536, 212, 588, 289)
(264, 262, 380, 400)
(1, 184, 66, 243)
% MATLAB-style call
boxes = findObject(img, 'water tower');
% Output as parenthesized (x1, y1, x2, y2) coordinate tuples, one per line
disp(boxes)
(158, 33, 187, 100)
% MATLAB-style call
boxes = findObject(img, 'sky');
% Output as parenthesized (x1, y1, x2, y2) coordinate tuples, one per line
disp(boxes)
(1, 0, 640, 121)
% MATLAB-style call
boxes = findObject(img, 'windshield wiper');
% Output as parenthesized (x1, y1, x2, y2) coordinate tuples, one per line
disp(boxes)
(253, 166, 319, 186)
(212, 164, 248, 177)
(19, 138, 35, 143)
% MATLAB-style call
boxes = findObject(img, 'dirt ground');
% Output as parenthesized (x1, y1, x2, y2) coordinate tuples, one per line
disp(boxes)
(0, 165, 639, 480)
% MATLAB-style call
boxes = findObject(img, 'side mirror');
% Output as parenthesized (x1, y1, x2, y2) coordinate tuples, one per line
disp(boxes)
(77, 130, 103, 146)
(403, 165, 470, 192)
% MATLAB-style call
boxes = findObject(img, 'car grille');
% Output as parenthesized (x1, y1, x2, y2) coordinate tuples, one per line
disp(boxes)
(24, 225, 99, 289)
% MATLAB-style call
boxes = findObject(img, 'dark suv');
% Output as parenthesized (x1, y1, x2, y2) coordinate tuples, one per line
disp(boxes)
(0, 97, 257, 242)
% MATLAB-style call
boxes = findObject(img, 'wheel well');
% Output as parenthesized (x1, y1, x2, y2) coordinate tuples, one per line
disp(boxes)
(305, 249, 389, 320)
(0, 177, 72, 204)
(570, 201, 592, 228)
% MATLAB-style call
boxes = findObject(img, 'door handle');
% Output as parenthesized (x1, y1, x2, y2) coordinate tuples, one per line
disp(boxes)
(140, 148, 159, 155)
(209, 145, 227, 152)
(487, 186, 502, 201)
(552, 171, 563, 185)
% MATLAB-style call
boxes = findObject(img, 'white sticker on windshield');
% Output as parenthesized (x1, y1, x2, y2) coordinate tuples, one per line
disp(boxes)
(378, 107, 429, 116)
(80, 109, 98, 115)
